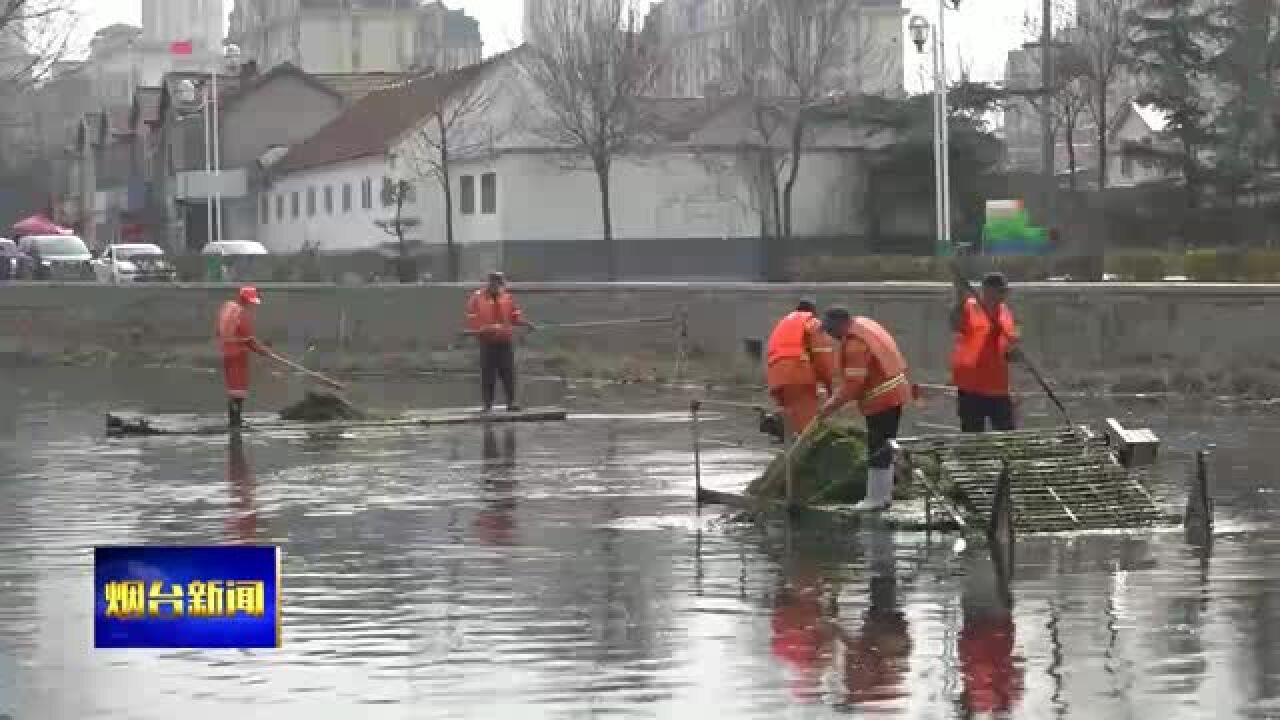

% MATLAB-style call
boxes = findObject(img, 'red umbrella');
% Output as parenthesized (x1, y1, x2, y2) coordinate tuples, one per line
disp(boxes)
(11, 215, 70, 237)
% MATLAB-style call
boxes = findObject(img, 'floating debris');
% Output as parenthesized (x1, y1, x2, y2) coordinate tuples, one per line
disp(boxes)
(278, 391, 368, 422)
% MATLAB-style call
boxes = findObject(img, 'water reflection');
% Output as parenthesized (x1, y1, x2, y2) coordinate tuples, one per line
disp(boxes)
(770, 558, 831, 704)
(473, 426, 517, 546)
(225, 433, 257, 542)
(834, 528, 912, 710)
(958, 546, 1023, 718)
(769, 526, 913, 710)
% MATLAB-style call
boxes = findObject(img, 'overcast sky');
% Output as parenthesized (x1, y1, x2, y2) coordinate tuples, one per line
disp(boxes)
(79, 0, 1042, 90)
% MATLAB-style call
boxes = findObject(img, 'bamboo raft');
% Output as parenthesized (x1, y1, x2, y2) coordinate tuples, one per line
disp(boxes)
(105, 406, 568, 438)
(694, 410, 1192, 536)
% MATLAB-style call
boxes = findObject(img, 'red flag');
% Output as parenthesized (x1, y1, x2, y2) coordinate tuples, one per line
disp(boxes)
(169, 40, 193, 55)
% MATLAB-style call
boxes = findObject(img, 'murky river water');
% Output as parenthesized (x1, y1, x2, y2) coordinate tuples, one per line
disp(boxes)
(2, 366, 1279, 719)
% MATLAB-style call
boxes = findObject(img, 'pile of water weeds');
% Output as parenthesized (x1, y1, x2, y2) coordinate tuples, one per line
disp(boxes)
(744, 419, 916, 505)
(279, 391, 368, 422)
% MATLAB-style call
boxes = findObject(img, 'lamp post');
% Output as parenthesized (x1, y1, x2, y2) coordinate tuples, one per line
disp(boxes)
(213, 44, 242, 245)
(909, 0, 961, 257)
(176, 44, 241, 249)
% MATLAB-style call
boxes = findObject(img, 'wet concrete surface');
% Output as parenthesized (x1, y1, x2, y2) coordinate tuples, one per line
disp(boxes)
(1, 366, 1279, 719)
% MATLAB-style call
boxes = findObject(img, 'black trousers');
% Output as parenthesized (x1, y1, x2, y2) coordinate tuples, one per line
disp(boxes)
(957, 391, 1015, 433)
(479, 340, 516, 409)
(865, 406, 903, 469)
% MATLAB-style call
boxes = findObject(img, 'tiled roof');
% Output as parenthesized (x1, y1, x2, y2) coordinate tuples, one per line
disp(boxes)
(312, 72, 411, 103)
(275, 48, 523, 176)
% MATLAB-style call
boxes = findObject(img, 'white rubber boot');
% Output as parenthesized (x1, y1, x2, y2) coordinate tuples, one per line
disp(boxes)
(855, 466, 894, 512)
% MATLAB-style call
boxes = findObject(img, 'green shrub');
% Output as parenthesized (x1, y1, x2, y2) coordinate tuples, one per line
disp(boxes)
(1105, 253, 1168, 282)
(1242, 250, 1280, 282)
(1184, 249, 1221, 281)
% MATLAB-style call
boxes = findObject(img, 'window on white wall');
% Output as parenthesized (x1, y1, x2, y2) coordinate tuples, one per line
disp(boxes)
(460, 175, 475, 215)
(276, 194, 284, 221)
(361, 178, 373, 209)
(306, 187, 316, 216)
(324, 186, 333, 214)
(342, 183, 352, 212)
(260, 194, 269, 224)
(291, 191, 299, 218)
(481, 173, 496, 214)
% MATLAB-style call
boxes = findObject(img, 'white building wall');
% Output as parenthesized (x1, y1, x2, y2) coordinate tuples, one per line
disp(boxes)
(258, 157, 390, 254)
(496, 147, 861, 242)
(261, 144, 862, 255)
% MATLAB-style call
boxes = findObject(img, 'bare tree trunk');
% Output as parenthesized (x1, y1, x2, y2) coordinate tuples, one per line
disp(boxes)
(781, 114, 806, 240)
(438, 115, 459, 282)
(1096, 90, 1109, 189)
(1066, 114, 1078, 192)
(395, 189, 413, 283)
(768, 154, 784, 281)
(595, 155, 616, 281)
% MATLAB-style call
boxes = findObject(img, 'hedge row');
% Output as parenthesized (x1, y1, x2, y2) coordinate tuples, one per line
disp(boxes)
(787, 250, 1280, 283)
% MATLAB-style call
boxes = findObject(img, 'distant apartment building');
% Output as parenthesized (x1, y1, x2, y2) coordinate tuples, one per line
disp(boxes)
(643, 0, 907, 99)
(228, 0, 483, 75)
(140, 0, 224, 59)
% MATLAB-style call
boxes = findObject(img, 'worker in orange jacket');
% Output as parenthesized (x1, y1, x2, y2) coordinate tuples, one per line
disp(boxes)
(465, 272, 534, 412)
(951, 272, 1021, 433)
(215, 286, 269, 428)
(816, 307, 915, 512)
(765, 299, 835, 437)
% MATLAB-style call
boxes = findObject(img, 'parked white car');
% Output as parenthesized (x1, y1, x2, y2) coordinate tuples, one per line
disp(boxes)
(92, 243, 177, 283)
(201, 240, 269, 281)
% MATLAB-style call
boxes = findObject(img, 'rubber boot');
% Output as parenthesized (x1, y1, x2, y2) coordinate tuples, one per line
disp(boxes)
(229, 398, 245, 429)
(855, 466, 894, 512)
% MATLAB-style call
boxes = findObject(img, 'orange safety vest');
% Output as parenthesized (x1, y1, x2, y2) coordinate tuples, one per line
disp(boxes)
(836, 317, 913, 417)
(765, 311, 834, 391)
(951, 297, 1017, 396)
(465, 289, 524, 342)
(216, 301, 254, 359)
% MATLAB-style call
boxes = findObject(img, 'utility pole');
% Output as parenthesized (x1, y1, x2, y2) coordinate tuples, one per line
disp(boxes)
(1040, 0, 1054, 232)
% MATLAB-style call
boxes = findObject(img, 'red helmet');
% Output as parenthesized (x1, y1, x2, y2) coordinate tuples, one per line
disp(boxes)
(238, 286, 261, 305)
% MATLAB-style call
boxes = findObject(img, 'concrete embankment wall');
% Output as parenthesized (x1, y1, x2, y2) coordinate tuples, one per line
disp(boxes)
(0, 282, 1275, 392)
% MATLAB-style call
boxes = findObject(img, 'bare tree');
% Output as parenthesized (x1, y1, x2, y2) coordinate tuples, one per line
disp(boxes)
(0, 0, 79, 189)
(519, 0, 662, 281)
(765, 0, 864, 240)
(0, 0, 78, 88)
(708, 0, 878, 279)
(402, 65, 499, 282)
(375, 177, 421, 283)
(1074, 0, 1139, 190)
(712, 0, 786, 275)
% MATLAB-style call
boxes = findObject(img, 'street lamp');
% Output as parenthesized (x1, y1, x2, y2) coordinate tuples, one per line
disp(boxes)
(176, 44, 241, 249)
(910, 0, 961, 257)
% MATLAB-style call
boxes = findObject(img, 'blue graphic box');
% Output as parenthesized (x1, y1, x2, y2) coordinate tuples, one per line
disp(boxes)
(94, 545, 281, 649)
